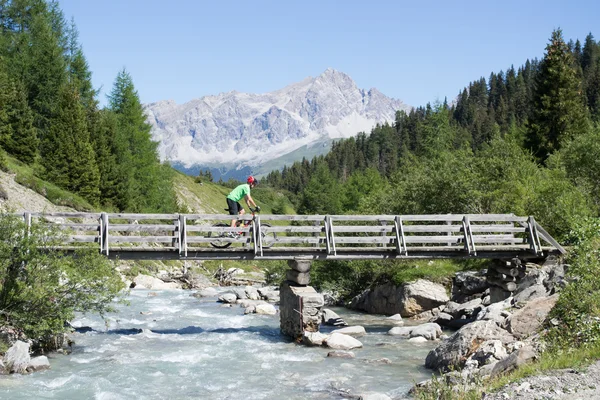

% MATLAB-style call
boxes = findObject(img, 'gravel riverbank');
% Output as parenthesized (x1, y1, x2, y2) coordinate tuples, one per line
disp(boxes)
(482, 360, 600, 400)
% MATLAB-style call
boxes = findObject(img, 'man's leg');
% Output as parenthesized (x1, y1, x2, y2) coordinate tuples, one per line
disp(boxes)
(227, 199, 239, 228)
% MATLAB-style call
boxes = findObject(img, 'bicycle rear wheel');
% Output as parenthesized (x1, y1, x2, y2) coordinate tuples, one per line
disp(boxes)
(209, 223, 232, 248)
(259, 223, 276, 248)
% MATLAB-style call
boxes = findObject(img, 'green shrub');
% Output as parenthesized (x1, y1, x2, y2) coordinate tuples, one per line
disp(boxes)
(0, 213, 126, 341)
(546, 217, 600, 349)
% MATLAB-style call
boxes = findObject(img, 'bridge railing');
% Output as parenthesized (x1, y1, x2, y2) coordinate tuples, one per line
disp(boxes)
(16, 212, 565, 259)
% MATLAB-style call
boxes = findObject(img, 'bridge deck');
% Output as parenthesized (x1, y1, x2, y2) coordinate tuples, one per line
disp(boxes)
(17, 212, 565, 260)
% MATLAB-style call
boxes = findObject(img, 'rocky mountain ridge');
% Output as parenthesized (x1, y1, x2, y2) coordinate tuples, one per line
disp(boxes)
(144, 69, 410, 172)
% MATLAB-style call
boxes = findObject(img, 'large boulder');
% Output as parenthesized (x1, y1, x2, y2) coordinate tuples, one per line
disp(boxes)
(387, 323, 442, 340)
(452, 271, 488, 300)
(401, 280, 450, 316)
(324, 333, 363, 350)
(3, 341, 30, 374)
(331, 326, 366, 337)
(133, 274, 181, 290)
(425, 320, 515, 372)
(502, 294, 559, 339)
(349, 280, 448, 317)
(254, 303, 277, 315)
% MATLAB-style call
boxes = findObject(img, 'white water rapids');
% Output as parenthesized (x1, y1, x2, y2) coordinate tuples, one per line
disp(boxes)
(0, 288, 436, 399)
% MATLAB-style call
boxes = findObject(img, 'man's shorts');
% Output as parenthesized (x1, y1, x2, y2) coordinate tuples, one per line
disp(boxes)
(226, 198, 242, 215)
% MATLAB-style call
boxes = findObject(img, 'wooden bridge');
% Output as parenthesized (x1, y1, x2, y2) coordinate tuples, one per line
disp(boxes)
(16, 212, 566, 261)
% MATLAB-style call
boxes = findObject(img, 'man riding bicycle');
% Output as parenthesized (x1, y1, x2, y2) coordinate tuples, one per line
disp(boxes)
(226, 176, 260, 232)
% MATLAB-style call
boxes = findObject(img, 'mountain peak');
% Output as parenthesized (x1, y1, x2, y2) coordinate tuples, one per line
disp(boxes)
(145, 71, 411, 168)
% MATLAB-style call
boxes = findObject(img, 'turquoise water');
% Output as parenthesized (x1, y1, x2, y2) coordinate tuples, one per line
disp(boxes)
(0, 289, 435, 399)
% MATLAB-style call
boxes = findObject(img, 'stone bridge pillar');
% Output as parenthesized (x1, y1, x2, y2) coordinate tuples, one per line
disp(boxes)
(279, 259, 324, 340)
(486, 258, 526, 302)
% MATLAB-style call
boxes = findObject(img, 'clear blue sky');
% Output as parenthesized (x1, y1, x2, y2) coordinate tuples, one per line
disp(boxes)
(58, 0, 599, 108)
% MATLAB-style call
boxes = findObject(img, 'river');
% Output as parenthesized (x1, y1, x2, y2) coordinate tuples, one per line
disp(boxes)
(0, 288, 436, 399)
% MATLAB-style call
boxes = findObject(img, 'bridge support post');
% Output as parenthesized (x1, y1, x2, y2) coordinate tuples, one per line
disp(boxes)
(279, 259, 324, 340)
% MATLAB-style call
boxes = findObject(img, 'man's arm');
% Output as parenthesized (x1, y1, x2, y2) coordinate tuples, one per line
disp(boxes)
(244, 194, 258, 209)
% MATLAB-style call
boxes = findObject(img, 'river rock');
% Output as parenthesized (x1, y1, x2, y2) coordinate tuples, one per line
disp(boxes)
(400, 280, 450, 316)
(245, 286, 260, 300)
(226, 287, 247, 299)
(258, 287, 280, 302)
(217, 293, 237, 304)
(255, 303, 277, 315)
(3, 340, 30, 374)
(387, 326, 413, 336)
(327, 350, 355, 359)
(237, 299, 266, 308)
(322, 309, 347, 326)
(409, 323, 442, 340)
(452, 271, 488, 300)
(387, 314, 404, 325)
(489, 345, 537, 377)
(303, 331, 329, 346)
(475, 297, 513, 325)
(324, 333, 363, 350)
(331, 326, 366, 337)
(349, 280, 448, 317)
(28, 356, 50, 372)
(133, 274, 181, 290)
(470, 339, 507, 366)
(195, 287, 219, 297)
(408, 336, 429, 344)
(425, 320, 515, 371)
(502, 294, 559, 339)
(513, 284, 548, 303)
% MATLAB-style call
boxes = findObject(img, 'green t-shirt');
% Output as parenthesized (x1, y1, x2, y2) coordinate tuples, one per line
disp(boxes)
(227, 183, 250, 203)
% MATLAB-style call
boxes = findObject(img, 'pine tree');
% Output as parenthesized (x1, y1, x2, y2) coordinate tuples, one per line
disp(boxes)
(20, 2, 67, 139)
(65, 18, 97, 111)
(41, 84, 100, 201)
(526, 29, 590, 161)
(108, 69, 176, 212)
(4, 79, 38, 164)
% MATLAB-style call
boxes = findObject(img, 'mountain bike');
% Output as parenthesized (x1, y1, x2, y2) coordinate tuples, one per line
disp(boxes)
(209, 208, 276, 249)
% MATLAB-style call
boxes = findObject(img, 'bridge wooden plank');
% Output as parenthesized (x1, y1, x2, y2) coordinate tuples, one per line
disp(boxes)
(260, 226, 323, 233)
(29, 212, 101, 218)
(107, 213, 178, 220)
(400, 214, 527, 222)
(66, 235, 99, 243)
(107, 224, 176, 232)
(269, 237, 324, 244)
(185, 214, 254, 221)
(259, 215, 325, 221)
(186, 226, 251, 233)
(186, 237, 249, 244)
(332, 226, 393, 233)
(108, 236, 175, 243)
(54, 223, 100, 230)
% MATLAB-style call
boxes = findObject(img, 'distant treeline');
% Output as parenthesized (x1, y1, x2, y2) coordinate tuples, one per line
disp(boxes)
(265, 29, 600, 239)
(0, 0, 177, 212)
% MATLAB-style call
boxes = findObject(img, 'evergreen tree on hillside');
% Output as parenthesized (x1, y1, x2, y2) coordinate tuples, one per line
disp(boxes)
(19, 2, 67, 139)
(88, 109, 126, 208)
(581, 33, 600, 121)
(108, 69, 176, 212)
(41, 84, 100, 201)
(3, 79, 38, 164)
(526, 29, 590, 161)
(65, 18, 97, 111)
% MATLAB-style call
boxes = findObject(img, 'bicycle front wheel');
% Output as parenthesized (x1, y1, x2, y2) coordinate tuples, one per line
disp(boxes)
(259, 223, 276, 248)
